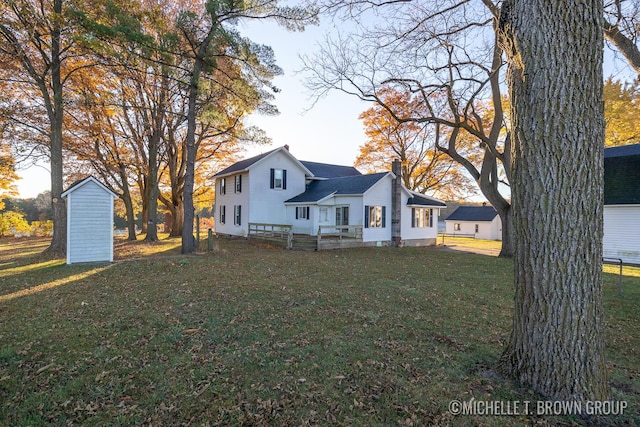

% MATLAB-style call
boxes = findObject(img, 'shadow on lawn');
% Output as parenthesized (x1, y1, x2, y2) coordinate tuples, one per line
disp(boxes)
(0, 235, 183, 301)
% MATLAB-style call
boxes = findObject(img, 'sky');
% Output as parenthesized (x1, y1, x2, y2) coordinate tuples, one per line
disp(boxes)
(15, 19, 371, 199)
(13, 15, 637, 199)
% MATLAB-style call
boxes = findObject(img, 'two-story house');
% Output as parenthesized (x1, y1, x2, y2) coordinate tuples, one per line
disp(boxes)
(213, 146, 446, 247)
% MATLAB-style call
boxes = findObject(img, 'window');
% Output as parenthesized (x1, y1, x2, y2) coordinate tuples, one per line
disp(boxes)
(233, 205, 242, 226)
(220, 178, 226, 195)
(319, 207, 329, 223)
(234, 175, 242, 193)
(411, 208, 432, 228)
(270, 168, 287, 190)
(475, 224, 479, 233)
(364, 205, 386, 228)
(454, 223, 461, 231)
(295, 206, 310, 220)
(219, 205, 226, 224)
(335, 206, 349, 226)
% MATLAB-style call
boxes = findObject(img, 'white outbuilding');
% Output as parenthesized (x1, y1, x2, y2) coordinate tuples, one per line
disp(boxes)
(445, 205, 502, 240)
(603, 144, 640, 265)
(62, 176, 117, 264)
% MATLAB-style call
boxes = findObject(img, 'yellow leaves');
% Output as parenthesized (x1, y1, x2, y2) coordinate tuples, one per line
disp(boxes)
(604, 78, 640, 147)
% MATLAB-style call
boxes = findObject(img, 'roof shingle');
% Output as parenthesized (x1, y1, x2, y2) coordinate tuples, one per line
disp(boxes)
(299, 161, 361, 178)
(446, 205, 498, 222)
(286, 173, 388, 203)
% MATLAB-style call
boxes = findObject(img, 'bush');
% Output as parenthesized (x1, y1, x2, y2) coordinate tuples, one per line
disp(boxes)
(31, 220, 53, 237)
(0, 211, 31, 237)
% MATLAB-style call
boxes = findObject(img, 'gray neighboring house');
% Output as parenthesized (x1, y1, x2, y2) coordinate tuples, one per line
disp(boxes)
(604, 143, 640, 264)
(444, 205, 502, 240)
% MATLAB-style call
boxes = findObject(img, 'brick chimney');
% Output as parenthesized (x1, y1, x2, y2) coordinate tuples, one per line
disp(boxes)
(284, 144, 290, 151)
(391, 159, 402, 246)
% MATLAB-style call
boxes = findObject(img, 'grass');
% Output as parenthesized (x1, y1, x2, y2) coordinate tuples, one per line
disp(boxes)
(0, 236, 638, 426)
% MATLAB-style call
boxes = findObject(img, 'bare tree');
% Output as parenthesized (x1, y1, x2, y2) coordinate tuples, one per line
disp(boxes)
(302, 0, 514, 256)
(309, 0, 613, 402)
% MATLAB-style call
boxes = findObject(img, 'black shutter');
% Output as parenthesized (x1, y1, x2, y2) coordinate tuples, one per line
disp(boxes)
(429, 209, 433, 228)
(411, 208, 416, 228)
(270, 168, 275, 189)
(382, 206, 386, 228)
(295, 207, 299, 219)
(282, 169, 287, 189)
(364, 206, 369, 228)
(306, 207, 310, 219)
(238, 205, 241, 226)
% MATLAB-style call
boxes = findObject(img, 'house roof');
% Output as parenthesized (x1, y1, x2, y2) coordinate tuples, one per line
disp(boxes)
(212, 148, 279, 178)
(61, 176, 117, 198)
(604, 143, 640, 159)
(285, 172, 389, 203)
(604, 144, 640, 204)
(407, 193, 446, 207)
(445, 205, 498, 222)
(299, 161, 361, 179)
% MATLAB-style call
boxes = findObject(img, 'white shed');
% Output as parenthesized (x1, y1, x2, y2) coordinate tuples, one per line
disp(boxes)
(62, 177, 117, 264)
(445, 205, 502, 241)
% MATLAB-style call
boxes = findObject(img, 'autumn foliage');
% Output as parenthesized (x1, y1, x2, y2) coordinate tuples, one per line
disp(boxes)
(356, 88, 477, 200)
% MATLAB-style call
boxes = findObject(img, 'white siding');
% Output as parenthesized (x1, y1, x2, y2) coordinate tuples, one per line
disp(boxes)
(445, 217, 502, 240)
(248, 151, 308, 226)
(604, 205, 640, 264)
(288, 205, 315, 235)
(362, 177, 392, 243)
(401, 192, 440, 243)
(66, 180, 114, 264)
(214, 172, 251, 236)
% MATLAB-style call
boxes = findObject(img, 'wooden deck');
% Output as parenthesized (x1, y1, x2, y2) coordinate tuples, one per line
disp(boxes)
(247, 223, 364, 250)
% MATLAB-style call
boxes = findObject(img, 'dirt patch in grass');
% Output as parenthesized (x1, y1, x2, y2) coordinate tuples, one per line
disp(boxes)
(0, 237, 637, 426)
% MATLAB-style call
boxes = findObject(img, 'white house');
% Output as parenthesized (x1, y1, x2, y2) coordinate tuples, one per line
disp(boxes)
(62, 176, 117, 264)
(213, 146, 445, 247)
(445, 205, 502, 240)
(603, 143, 640, 264)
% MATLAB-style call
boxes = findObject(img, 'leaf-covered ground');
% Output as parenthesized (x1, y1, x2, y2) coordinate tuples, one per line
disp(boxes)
(0, 236, 638, 426)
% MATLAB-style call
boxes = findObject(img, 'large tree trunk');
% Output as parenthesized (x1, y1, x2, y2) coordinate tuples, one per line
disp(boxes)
(169, 201, 184, 237)
(143, 73, 167, 242)
(45, 0, 66, 256)
(120, 167, 137, 241)
(143, 136, 160, 242)
(182, 26, 217, 254)
(498, 0, 608, 401)
(181, 69, 199, 254)
(496, 206, 513, 258)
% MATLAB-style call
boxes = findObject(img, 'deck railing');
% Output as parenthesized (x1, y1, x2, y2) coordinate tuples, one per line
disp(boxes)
(317, 225, 363, 240)
(248, 223, 293, 248)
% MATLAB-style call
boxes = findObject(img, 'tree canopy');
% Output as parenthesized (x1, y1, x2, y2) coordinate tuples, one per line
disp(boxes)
(356, 88, 477, 200)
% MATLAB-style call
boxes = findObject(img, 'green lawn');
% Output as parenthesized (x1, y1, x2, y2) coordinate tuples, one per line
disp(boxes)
(0, 237, 638, 426)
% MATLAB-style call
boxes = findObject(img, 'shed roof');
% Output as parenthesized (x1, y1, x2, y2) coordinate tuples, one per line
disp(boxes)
(604, 144, 640, 204)
(604, 143, 640, 159)
(446, 205, 498, 222)
(62, 176, 117, 198)
(299, 161, 361, 179)
(286, 172, 389, 203)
